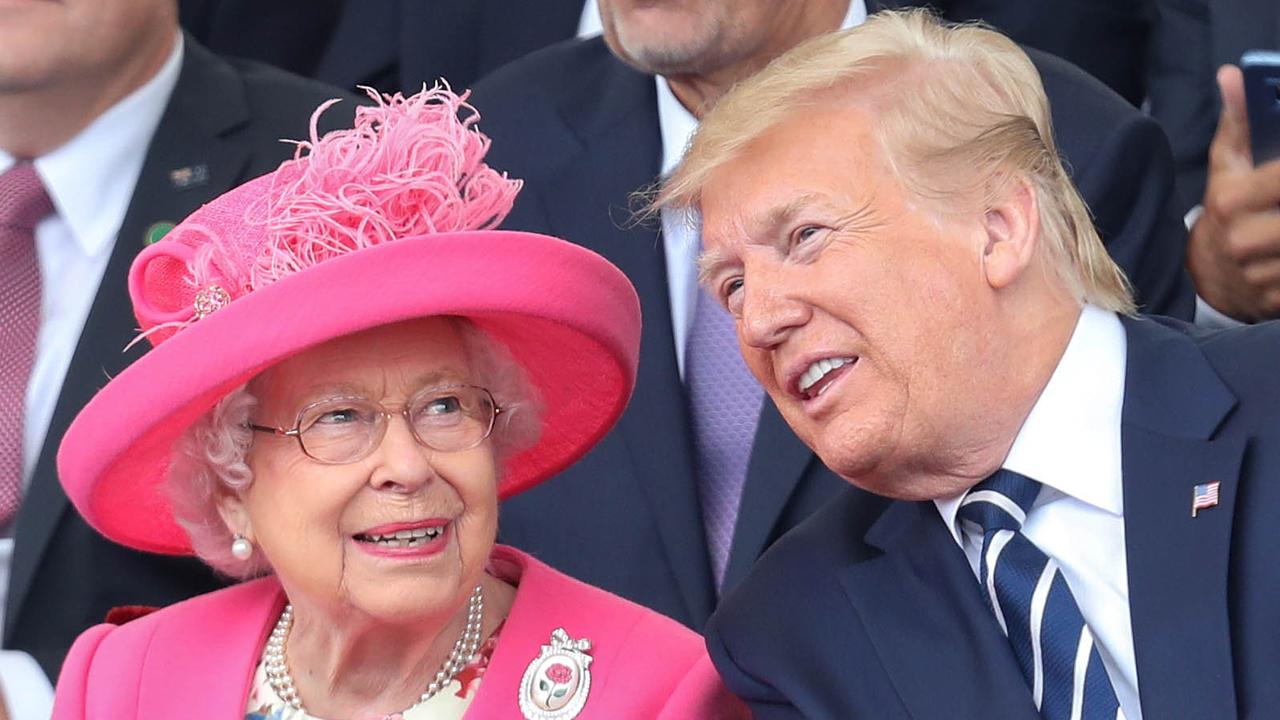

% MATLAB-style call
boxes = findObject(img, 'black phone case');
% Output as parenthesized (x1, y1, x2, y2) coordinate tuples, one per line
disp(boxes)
(1243, 60, 1280, 165)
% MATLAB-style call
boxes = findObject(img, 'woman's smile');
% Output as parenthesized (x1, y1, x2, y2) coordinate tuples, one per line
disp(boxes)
(351, 518, 453, 560)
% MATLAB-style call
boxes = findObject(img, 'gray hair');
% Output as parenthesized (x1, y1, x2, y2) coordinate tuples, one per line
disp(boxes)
(166, 318, 542, 579)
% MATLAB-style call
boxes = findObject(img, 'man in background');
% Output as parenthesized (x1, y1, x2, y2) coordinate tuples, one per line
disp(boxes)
(1149, 0, 1280, 323)
(0, 0, 352, 713)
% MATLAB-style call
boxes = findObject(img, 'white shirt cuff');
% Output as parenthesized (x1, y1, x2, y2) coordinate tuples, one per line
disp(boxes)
(0, 651, 53, 720)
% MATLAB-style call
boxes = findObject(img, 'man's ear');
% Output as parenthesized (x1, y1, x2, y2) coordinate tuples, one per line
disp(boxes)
(979, 175, 1040, 290)
(216, 490, 254, 543)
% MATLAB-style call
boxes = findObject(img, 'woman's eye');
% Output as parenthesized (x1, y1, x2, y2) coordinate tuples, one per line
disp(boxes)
(423, 396, 462, 416)
(315, 408, 362, 425)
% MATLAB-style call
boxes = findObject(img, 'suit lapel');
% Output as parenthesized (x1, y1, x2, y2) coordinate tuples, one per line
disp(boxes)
(840, 501, 1041, 719)
(6, 38, 254, 638)
(1118, 316, 1241, 717)
(526, 56, 715, 624)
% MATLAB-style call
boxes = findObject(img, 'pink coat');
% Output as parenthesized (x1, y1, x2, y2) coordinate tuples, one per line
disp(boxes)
(52, 545, 745, 719)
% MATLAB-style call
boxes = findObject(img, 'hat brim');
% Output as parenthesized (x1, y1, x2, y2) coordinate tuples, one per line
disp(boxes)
(57, 231, 640, 555)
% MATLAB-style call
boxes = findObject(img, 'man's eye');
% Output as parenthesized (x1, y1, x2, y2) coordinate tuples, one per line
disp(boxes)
(720, 277, 744, 302)
(721, 277, 746, 316)
(793, 226, 825, 246)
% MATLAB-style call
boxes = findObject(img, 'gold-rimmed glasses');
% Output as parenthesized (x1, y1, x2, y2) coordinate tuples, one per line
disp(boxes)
(248, 384, 501, 464)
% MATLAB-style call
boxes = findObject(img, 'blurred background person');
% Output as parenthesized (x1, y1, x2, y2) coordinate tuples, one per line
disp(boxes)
(0, 0, 353, 712)
(462, 0, 1193, 634)
(207, 0, 1154, 105)
(1148, 0, 1280, 323)
(53, 86, 742, 720)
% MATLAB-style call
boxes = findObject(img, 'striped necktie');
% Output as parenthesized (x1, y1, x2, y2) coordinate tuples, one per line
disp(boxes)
(958, 469, 1120, 719)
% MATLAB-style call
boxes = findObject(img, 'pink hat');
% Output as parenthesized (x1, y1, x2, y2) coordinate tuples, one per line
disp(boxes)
(56, 88, 641, 556)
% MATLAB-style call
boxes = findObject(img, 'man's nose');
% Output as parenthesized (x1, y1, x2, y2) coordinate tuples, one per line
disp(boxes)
(739, 264, 808, 349)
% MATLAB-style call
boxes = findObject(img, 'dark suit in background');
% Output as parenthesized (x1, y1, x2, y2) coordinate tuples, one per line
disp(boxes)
(706, 316, 1280, 718)
(315, 0, 585, 94)
(469, 34, 1193, 630)
(1147, 0, 1280, 213)
(4, 38, 356, 679)
(883, 0, 1155, 106)
(179, 0, 344, 78)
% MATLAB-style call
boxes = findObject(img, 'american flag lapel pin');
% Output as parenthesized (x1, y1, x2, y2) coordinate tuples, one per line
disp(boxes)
(1191, 481, 1221, 518)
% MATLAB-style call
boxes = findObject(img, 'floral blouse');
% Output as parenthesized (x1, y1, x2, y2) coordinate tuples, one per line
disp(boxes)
(245, 624, 503, 720)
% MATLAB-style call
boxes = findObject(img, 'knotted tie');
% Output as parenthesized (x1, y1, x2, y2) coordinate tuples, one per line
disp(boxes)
(685, 286, 763, 588)
(958, 469, 1120, 720)
(0, 163, 51, 528)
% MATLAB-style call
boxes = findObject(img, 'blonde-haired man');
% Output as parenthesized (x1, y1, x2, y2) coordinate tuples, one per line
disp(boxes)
(663, 11, 1280, 719)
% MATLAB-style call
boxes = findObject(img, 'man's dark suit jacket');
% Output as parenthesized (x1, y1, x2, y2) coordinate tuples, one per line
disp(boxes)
(1148, 0, 1280, 212)
(706, 315, 1280, 718)
(315, 0, 584, 94)
(4, 38, 355, 679)
(469, 35, 1193, 632)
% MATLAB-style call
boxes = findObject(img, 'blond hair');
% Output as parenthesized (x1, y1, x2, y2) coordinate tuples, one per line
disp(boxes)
(658, 9, 1134, 313)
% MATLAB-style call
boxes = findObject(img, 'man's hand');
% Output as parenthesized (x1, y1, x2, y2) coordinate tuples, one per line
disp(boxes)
(1186, 65, 1280, 322)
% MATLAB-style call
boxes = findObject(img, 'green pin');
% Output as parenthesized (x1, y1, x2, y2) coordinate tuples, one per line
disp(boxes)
(144, 221, 175, 246)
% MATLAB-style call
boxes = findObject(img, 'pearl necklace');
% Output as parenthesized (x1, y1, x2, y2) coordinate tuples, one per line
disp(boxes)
(264, 585, 485, 713)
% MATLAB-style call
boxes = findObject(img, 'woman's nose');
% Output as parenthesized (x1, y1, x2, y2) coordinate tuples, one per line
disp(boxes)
(367, 414, 435, 493)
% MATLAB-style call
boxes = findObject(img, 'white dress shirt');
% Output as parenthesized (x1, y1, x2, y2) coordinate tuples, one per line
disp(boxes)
(0, 32, 182, 701)
(933, 305, 1140, 720)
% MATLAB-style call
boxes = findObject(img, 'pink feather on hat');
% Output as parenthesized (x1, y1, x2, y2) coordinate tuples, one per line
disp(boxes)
(131, 85, 522, 345)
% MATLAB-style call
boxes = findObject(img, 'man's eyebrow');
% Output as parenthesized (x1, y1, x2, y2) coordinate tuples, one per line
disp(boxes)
(696, 194, 828, 286)
(697, 246, 736, 287)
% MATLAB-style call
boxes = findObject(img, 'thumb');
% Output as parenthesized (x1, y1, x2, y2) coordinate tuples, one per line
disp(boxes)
(1210, 64, 1252, 170)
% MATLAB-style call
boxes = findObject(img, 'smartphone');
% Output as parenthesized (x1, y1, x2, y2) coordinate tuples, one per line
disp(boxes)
(1241, 50, 1280, 165)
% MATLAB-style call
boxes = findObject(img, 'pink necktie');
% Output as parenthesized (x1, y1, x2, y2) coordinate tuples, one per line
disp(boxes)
(0, 163, 51, 527)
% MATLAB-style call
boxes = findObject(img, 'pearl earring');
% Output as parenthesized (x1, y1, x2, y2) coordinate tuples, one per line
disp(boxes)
(231, 535, 253, 560)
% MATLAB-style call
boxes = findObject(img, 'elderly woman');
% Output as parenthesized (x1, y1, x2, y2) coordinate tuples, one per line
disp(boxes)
(50, 88, 743, 720)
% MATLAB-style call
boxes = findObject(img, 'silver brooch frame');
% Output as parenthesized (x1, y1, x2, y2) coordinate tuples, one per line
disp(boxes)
(518, 627, 594, 720)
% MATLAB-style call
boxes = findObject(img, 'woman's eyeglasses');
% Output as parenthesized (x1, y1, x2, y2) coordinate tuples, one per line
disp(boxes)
(248, 384, 501, 464)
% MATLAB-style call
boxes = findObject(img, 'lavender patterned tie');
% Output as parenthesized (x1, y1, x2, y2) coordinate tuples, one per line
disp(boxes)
(0, 163, 51, 528)
(685, 285, 764, 589)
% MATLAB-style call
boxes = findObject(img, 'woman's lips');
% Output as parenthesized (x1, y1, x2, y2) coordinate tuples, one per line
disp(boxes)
(352, 521, 451, 559)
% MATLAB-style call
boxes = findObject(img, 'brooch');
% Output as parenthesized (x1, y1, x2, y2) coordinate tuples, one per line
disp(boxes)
(518, 628, 593, 719)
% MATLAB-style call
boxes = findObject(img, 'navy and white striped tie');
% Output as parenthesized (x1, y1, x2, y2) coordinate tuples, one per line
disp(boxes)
(958, 469, 1120, 720)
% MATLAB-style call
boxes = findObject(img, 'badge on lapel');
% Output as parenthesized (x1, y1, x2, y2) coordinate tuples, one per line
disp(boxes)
(518, 628, 593, 719)
(168, 164, 210, 190)
(144, 221, 175, 246)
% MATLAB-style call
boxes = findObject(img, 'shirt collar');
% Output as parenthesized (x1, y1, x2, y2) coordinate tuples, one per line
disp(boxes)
(0, 32, 183, 259)
(654, 0, 866, 174)
(934, 305, 1128, 543)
